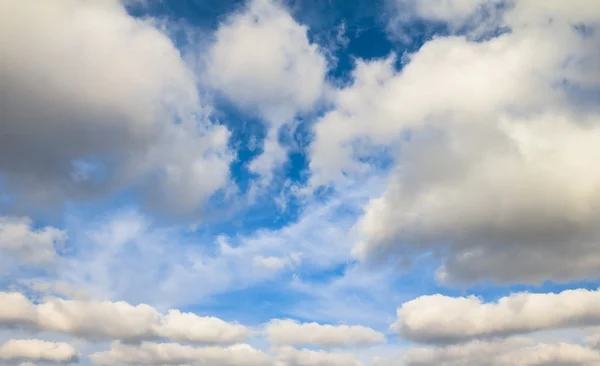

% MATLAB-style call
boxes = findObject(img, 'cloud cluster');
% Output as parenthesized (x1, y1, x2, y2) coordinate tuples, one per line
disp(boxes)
(404, 338, 600, 366)
(90, 342, 271, 366)
(0, 292, 249, 344)
(304, 0, 600, 284)
(395, 288, 600, 344)
(2, 0, 600, 365)
(0, 0, 231, 214)
(205, 0, 327, 183)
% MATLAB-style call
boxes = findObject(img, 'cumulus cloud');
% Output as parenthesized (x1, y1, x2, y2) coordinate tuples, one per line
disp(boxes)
(0, 292, 249, 344)
(267, 319, 385, 348)
(0, 339, 78, 364)
(394, 288, 600, 345)
(206, 0, 327, 125)
(305, 0, 600, 284)
(0, 0, 231, 213)
(90, 341, 272, 366)
(275, 346, 363, 366)
(0, 216, 66, 265)
(205, 0, 327, 182)
(404, 338, 600, 366)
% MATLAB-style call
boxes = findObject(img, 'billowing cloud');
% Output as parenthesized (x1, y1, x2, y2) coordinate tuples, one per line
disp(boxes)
(267, 319, 385, 348)
(404, 338, 600, 366)
(0, 216, 66, 265)
(395, 288, 600, 344)
(206, 0, 327, 125)
(90, 341, 273, 366)
(275, 346, 363, 366)
(0, 339, 78, 364)
(205, 0, 327, 182)
(0, 0, 231, 213)
(305, 0, 600, 284)
(0, 292, 249, 344)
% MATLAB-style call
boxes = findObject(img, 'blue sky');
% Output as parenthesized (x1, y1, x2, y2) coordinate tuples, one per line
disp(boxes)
(1, 0, 600, 365)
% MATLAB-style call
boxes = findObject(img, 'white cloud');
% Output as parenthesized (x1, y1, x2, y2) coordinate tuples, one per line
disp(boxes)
(205, 0, 327, 183)
(156, 310, 250, 345)
(393, 0, 494, 28)
(90, 341, 273, 366)
(0, 292, 249, 344)
(267, 319, 385, 348)
(394, 288, 600, 344)
(206, 0, 327, 125)
(275, 346, 363, 366)
(304, 0, 600, 284)
(310, 28, 569, 187)
(390, 0, 600, 35)
(0, 339, 78, 364)
(0, 0, 231, 213)
(404, 338, 600, 366)
(0, 217, 66, 265)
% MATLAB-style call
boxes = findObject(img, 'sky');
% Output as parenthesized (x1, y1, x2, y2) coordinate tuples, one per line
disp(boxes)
(0, 0, 600, 365)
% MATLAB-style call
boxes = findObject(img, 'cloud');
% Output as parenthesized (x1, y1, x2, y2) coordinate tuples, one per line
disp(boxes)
(309, 27, 569, 186)
(0, 216, 66, 265)
(404, 338, 600, 366)
(275, 346, 363, 366)
(90, 341, 273, 366)
(0, 0, 231, 214)
(394, 288, 600, 345)
(304, 0, 600, 284)
(389, 0, 600, 37)
(205, 0, 327, 183)
(0, 339, 78, 364)
(267, 319, 385, 348)
(206, 0, 327, 125)
(0, 292, 249, 344)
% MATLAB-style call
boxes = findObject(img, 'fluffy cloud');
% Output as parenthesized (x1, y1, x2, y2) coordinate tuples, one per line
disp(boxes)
(206, 0, 327, 182)
(267, 319, 385, 348)
(0, 0, 231, 213)
(0, 216, 66, 265)
(206, 0, 327, 125)
(0, 292, 249, 344)
(404, 338, 600, 366)
(306, 0, 600, 284)
(0, 339, 78, 364)
(394, 288, 600, 344)
(275, 347, 363, 366)
(90, 341, 272, 366)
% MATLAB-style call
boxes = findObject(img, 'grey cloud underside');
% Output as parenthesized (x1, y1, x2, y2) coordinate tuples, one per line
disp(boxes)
(0, 0, 231, 214)
(332, 0, 600, 285)
(403, 338, 600, 366)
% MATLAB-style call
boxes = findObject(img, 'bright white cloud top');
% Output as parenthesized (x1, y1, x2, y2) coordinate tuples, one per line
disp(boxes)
(0, 0, 599, 365)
